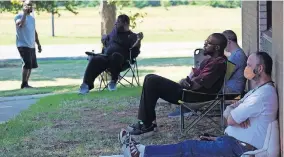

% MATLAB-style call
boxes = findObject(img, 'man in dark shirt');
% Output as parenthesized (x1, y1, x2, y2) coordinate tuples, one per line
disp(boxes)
(126, 33, 228, 136)
(79, 14, 142, 94)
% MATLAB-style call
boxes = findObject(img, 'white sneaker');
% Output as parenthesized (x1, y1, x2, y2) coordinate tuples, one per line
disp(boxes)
(118, 129, 142, 157)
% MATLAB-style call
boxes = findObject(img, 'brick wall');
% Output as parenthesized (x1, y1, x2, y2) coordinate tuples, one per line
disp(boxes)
(258, 1, 272, 55)
(242, 1, 259, 56)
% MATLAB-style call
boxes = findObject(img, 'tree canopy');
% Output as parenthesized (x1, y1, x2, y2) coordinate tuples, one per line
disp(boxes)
(0, 0, 78, 15)
(0, 0, 146, 29)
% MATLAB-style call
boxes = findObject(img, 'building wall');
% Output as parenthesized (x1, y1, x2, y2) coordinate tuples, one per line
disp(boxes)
(242, 1, 284, 156)
(242, 1, 259, 56)
(272, 2, 283, 156)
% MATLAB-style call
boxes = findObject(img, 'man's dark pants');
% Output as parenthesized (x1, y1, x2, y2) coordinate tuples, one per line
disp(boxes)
(138, 74, 216, 125)
(18, 47, 38, 69)
(83, 52, 124, 90)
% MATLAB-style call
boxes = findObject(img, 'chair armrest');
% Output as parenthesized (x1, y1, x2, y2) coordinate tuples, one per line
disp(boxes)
(224, 92, 242, 95)
(181, 89, 219, 96)
(85, 51, 107, 57)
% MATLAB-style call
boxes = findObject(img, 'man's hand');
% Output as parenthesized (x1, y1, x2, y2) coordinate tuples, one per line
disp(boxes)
(137, 32, 143, 41)
(38, 45, 42, 53)
(240, 119, 250, 128)
(179, 78, 191, 88)
(223, 105, 234, 119)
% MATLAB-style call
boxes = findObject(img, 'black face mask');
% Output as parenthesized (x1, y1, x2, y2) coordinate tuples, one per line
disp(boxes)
(116, 25, 125, 32)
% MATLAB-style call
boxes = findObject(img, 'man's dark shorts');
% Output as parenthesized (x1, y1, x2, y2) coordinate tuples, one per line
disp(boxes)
(17, 47, 38, 69)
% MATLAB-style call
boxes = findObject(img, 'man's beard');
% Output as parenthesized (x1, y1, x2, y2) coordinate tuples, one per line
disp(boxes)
(252, 74, 261, 82)
(203, 50, 212, 56)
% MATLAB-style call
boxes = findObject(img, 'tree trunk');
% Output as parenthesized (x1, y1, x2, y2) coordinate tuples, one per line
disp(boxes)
(100, 0, 116, 82)
(100, 0, 116, 36)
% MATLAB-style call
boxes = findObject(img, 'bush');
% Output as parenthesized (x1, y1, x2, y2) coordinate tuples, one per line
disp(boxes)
(133, 0, 149, 9)
(148, 1, 161, 7)
(170, 0, 189, 6)
(209, 0, 241, 8)
(161, 0, 171, 7)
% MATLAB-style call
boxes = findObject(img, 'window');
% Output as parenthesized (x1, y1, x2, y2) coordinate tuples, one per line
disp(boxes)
(267, 0, 272, 30)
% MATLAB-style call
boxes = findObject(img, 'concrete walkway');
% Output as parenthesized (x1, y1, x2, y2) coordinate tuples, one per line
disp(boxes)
(0, 93, 53, 124)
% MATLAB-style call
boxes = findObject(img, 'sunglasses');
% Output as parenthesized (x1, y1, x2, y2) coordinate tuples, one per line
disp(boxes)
(204, 40, 219, 46)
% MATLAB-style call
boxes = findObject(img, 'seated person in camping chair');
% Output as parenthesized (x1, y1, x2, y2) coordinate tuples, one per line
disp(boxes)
(117, 52, 278, 157)
(168, 30, 248, 117)
(222, 30, 247, 94)
(79, 14, 143, 94)
(124, 33, 228, 136)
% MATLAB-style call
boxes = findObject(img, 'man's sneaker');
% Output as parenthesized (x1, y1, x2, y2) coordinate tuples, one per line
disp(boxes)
(108, 80, 117, 91)
(126, 121, 157, 132)
(79, 83, 89, 94)
(129, 122, 157, 137)
(168, 107, 193, 118)
(21, 83, 33, 89)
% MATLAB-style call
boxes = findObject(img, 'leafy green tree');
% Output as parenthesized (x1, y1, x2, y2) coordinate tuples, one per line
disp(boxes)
(107, 0, 147, 30)
(0, 0, 78, 15)
(133, 0, 149, 9)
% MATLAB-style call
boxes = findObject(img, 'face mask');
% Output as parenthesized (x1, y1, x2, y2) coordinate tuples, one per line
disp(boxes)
(244, 66, 257, 80)
(117, 26, 124, 32)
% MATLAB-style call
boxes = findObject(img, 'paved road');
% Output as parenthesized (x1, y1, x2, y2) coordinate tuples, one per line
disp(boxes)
(0, 42, 204, 60)
(0, 93, 52, 123)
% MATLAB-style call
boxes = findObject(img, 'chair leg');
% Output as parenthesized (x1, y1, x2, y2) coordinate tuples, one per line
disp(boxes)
(220, 99, 225, 132)
(183, 100, 222, 133)
(99, 72, 109, 91)
(180, 104, 185, 134)
(99, 74, 104, 91)
(130, 64, 139, 87)
(135, 62, 140, 86)
(118, 68, 135, 87)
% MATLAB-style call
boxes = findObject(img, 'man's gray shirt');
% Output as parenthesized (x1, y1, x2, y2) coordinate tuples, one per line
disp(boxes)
(14, 13, 35, 48)
(226, 48, 247, 93)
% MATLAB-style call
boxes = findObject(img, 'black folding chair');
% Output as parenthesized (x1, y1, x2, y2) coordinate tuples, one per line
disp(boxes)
(98, 54, 140, 91)
(178, 48, 242, 134)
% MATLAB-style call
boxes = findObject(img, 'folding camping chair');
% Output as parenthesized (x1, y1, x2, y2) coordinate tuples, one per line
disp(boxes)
(85, 32, 142, 91)
(98, 38, 141, 91)
(98, 52, 140, 91)
(85, 50, 140, 91)
(178, 48, 241, 134)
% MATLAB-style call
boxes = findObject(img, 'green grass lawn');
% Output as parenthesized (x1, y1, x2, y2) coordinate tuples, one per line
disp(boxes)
(0, 57, 193, 94)
(0, 85, 77, 97)
(0, 87, 221, 156)
(0, 6, 241, 45)
(0, 57, 193, 82)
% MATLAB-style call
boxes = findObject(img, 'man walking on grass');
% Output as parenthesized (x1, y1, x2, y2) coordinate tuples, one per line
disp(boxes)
(15, 0, 42, 89)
